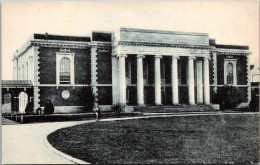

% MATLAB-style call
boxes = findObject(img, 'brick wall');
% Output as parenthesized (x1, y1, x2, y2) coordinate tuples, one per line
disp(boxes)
(97, 86, 112, 105)
(96, 48, 112, 84)
(39, 47, 91, 84)
(39, 86, 92, 107)
(217, 54, 247, 85)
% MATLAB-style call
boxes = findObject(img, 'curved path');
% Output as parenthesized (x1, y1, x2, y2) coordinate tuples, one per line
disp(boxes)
(2, 120, 93, 164)
(2, 112, 257, 164)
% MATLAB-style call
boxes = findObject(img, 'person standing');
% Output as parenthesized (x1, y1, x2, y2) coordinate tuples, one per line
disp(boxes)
(93, 102, 101, 121)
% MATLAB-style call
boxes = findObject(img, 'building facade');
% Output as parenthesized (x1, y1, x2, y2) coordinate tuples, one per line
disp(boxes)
(8, 28, 251, 113)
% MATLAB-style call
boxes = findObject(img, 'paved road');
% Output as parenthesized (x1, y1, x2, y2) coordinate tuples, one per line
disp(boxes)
(2, 120, 93, 164)
(2, 112, 258, 164)
(2, 117, 20, 125)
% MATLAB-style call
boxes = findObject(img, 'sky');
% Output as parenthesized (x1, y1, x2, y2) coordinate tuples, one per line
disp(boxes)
(1, 1, 259, 80)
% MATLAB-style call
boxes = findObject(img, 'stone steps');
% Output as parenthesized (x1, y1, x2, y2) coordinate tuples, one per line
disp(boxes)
(134, 104, 216, 113)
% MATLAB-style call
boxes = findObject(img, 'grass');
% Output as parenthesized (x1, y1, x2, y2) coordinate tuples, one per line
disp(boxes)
(47, 113, 260, 164)
(4, 112, 141, 124)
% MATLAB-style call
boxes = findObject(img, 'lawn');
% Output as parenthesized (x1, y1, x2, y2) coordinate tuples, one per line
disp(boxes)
(47, 113, 259, 164)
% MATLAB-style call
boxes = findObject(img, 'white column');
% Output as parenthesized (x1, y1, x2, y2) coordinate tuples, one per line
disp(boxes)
(196, 60, 203, 104)
(203, 57, 211, 104)
(154, 55, 162, 105)
(188, 56, 196, 105)
(137, 54, 145, 105)
(171, 56, 179, 105)
(119, 54, 127, 104)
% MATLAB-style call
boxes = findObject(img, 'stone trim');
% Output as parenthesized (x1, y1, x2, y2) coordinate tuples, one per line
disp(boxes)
(137, 54, 145, 59)
(56, 52, 75, 85)
(14, 40, 90, 59)
(33, 46, 40, 112)
(90, 41, 112, 48)
(172, 56, 180, 60)
(91, 46, 98, 97)
(188, 56, 196, 60)
(211, 48, 251, 55)
(224, 59, 238, 85)
(246, 56, 251, 103)
(212, 52, 217, 92)
(37, 84, 91, 87)
(31, 40, 89, 49)
(154, 55, 162, 59)
(118, 54, 128, 58)
(118, 41, 213, 50)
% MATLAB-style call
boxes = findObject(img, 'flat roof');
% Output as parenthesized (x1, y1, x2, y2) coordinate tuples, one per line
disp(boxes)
(2, 80, 33, 87)
(120, 27, 209, 36)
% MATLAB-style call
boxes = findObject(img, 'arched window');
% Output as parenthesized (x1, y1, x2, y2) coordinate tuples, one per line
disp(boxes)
(226, 63, 233, 84)
(224, 59, 237, 85)
(59, 57, 71, 84)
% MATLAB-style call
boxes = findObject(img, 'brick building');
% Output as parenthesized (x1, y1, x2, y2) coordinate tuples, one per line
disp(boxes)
(4, 28, 251, 113)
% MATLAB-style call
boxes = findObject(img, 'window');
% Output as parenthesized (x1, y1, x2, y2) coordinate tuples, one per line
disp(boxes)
(59, 57, 71, 84)
(224, 59, 237, 85)
(226, 63, 233, 84)
(56, 52, 75, 84)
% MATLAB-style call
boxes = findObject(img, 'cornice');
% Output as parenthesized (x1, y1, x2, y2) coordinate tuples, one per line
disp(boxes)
(14, 39, 91, 59)
(117, 41, 213, 50)
(211, 48, 251, 55)
(90, 41, 112, 48)
(31, 40, 89, 49)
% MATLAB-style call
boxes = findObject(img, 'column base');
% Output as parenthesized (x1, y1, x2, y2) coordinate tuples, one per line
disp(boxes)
(155, 104, 163, 106)
(189, 103, 197, 105)
(137, 104, 146, 107)
(172, 103, 181, 106)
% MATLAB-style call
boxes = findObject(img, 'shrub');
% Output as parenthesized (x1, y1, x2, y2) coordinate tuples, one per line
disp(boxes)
(214, 85, 243, 109)
(112, 103, 126, 117)
(78, 87, 95, 112)
(25, 102, 34, 114)
(249, 90, 259, 112)
(44, 99, 54, 114)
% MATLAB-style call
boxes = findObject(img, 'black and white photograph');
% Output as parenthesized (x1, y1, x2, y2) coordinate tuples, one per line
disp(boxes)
(1, 1, 259, 164)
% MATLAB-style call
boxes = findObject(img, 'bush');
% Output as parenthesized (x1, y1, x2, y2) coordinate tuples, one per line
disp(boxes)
(112, 103, 126, 117)
(249, 90, 259, 112)
(78, 87, 95, 112)
(44, 99, 54, 114)
(25, 102, 34, 114)
(214, 85, 243, 109)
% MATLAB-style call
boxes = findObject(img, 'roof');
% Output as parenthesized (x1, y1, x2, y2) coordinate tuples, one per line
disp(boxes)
(2, 80, 33, 87)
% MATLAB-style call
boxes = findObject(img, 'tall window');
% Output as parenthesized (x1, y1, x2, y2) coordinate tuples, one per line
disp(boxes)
(59, 57, 71, 84)
(224, 59, 237, 85)
(226, 63, 233, 84)
(56, 52, 75, 85)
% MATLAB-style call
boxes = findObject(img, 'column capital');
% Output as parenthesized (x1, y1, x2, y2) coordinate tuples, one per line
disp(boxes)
(172, 56, 180, 60)
(118, 54, 128, 58)
(188, 56, 196, 60)
(154, 55, 162, 59)
(204, 57, 211, 61)
(137, 54, 145, 59)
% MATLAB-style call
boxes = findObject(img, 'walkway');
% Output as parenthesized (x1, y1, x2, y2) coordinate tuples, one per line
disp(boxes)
(2, 112, 259, 164)
(2, 120, 93, 164)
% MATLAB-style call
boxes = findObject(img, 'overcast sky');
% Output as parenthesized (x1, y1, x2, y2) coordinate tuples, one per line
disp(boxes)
(1, 1, 259, 80)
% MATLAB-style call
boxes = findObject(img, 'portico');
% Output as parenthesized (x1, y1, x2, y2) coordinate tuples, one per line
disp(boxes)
(112, 28, 212, 106)
(115, 53, 211, 106)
